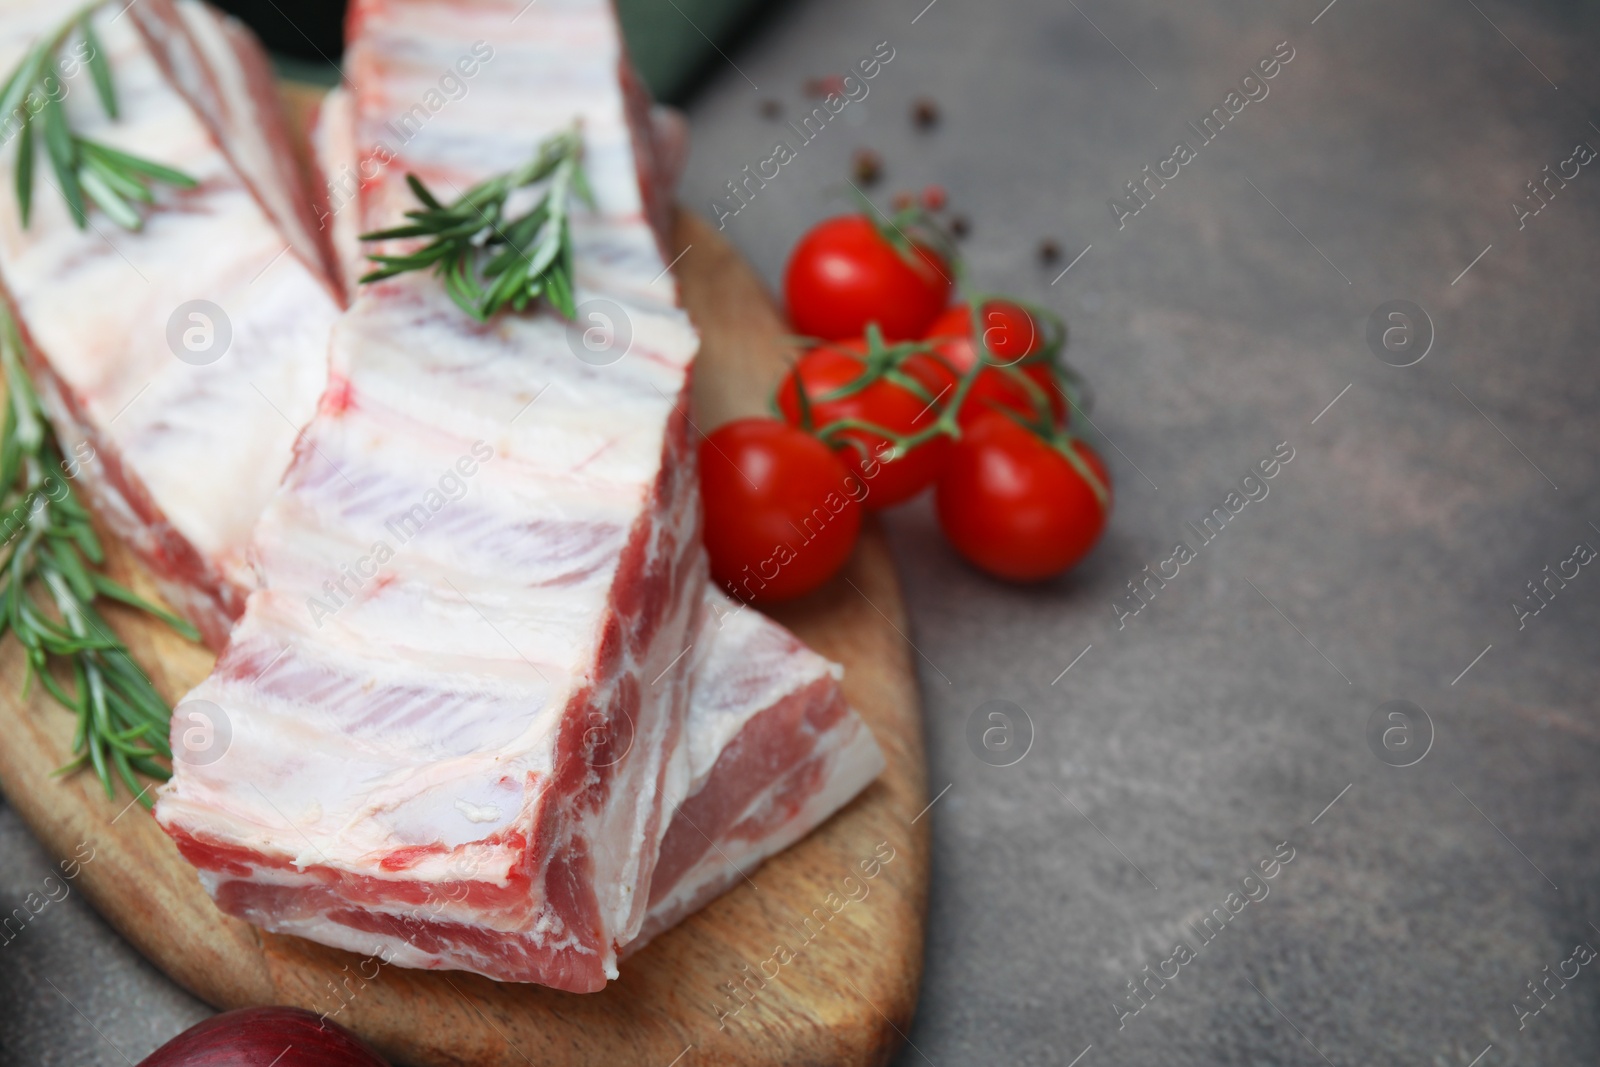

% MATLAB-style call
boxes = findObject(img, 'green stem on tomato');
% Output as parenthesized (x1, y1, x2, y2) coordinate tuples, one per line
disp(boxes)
(845, 186, 959, 278)
(781, 325, 947, 409)
(777, 275, 1099, 472)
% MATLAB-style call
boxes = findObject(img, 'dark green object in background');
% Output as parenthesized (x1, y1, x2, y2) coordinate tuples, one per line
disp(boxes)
(209, 0, 770, 103)
(614, 0, 766, 102)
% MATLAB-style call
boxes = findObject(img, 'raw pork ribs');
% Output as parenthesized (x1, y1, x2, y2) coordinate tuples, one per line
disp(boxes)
(155, 0, 882, 991)
(0, 0, 339, 648)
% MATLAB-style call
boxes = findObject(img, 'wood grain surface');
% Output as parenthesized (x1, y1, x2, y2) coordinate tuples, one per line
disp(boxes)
(0, 206, 930, 1067)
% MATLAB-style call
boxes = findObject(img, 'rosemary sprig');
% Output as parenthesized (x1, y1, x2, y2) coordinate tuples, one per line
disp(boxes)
(0, 308, 199, 807)
(2, 1, 197, 232)
(359, 126, 593, 321)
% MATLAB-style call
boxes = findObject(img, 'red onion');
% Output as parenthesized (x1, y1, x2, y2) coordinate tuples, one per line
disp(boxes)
(136, 1007, 390, 1067)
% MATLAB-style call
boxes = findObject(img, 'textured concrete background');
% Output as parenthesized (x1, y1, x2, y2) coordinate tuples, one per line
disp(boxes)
(4, 0, 1600, 1064)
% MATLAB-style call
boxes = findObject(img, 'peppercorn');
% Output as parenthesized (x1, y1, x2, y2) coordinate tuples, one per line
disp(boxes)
(853, 148, 883, 185)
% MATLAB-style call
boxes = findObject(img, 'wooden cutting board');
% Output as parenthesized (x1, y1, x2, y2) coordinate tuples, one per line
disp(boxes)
(0, 202, 930, 1064)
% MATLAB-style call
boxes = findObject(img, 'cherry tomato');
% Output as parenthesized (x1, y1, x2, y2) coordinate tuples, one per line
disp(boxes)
(925, 302, 1066, 428)
(784, 215, 951, 342)
(775, 340, 953, 509)
(700, 418, 863, 602)
(935, 411, 1111, 581)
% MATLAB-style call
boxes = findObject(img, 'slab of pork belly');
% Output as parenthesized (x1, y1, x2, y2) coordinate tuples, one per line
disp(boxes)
(154, 0, 706, 991)
(306, 87, 885, 949)
(629, 592, 885, 951)
(0, 0, 338, 649)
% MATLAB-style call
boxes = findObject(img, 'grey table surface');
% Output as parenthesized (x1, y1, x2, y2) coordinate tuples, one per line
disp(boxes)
(5, 0, 1600, 1064)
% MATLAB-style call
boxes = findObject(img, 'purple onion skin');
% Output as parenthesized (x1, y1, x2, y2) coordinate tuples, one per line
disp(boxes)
(136, 1007, 391, 1067)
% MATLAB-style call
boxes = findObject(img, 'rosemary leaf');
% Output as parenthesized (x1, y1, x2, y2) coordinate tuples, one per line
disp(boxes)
(40, 91, 86, 228)
(45, 540, 94, 602)
(15, 116, 33, 225)
(90, 573, 200, 641)
(405, 172, 442, 211)
(83, 151, 154, 205)
(77, 139, 196, 189)
(0, 43, 46, 126)
(79, 167, 139, 230)
(80, 13, 115, 118)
